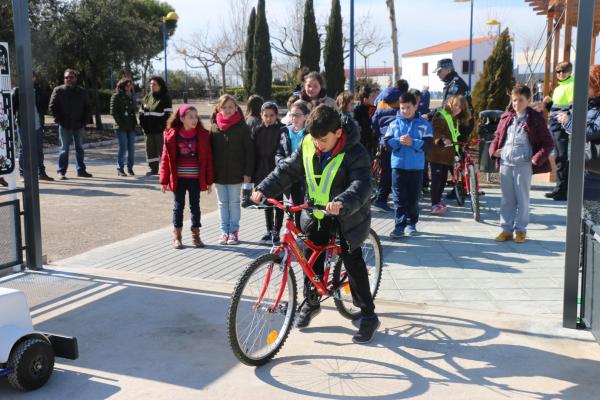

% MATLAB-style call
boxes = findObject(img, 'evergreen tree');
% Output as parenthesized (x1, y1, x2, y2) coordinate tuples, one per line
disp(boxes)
(243, 7, 256, 97)
(252, 0, 272, 99)
(300, 0, 320, 72)
(323, 0, 344, 97)
(472, 29, 514, 116)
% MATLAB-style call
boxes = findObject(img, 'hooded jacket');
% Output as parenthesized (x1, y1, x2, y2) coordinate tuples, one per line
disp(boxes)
(257, 114, 371, 251)
(384, 114, 433, 170)
(489, 107, 554, 174)
(160, 125, 214, 192)
(110, 89, 137, 132)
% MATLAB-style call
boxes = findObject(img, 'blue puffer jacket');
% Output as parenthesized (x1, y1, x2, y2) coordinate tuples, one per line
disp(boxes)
(371, 107, 399, 145)
(384, 115, 433, 170)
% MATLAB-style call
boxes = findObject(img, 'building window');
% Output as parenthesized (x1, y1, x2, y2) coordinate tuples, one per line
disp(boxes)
(462, 60, 475, 74)
(422, 62, 428, 76)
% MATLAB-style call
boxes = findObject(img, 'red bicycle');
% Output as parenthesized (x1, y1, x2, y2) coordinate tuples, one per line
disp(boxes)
(370, 147, 383, 202)
(226, 198, 383, 366)
(452, 138, 483, 222)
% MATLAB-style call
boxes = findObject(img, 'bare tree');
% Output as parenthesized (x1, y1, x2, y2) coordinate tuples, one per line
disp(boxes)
(385, 0, 400, 81)
(228, 0, 251, 83)
(342, 12, 387, 75)
(271, 0, 304, 68)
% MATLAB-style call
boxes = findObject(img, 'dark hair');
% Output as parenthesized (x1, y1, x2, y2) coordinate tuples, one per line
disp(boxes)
(303, 71, 327, 99)
(399, 92, 417, 105)
(167, 105, 201, 129)
(297, 66, 311, 83)
(408, 88, 422, 98)
(291, 100, 310, 115)
(510, 84, 532, 100)
(557, 61, 573, 73)
(116, 78, 132, 93)
(245, 94, 264, 118)
(359, 85, 373, 100)
(287, 94, 300, 110)
(149, 75, 168, 95)
(306, 104, 341, 138)
(336, 91, 354, 112)
(261, 101, 278, 114)
(394, 79, 409, 94)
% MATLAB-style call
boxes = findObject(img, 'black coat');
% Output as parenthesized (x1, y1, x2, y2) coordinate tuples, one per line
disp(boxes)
(210, 118, 254, 185)
(257, 115, 371, 251)
(48, 84, 91, 130)
(252, 121, 284, 184)
(441, 71, 471, 107)
(353, 102, 376, 151)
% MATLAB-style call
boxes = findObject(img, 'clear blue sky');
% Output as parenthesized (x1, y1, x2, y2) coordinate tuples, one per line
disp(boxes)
(157, 0, 548, 74)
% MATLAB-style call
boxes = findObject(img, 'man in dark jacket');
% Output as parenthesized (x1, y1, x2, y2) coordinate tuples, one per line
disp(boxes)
(434, 58, 471, 107)
(12, 71, 54, 181)
(252, 105, 380, 344)
(48, 68, 92, 179)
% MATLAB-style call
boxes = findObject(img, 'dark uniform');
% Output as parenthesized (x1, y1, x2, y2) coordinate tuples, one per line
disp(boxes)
(441, 70, 472, 107)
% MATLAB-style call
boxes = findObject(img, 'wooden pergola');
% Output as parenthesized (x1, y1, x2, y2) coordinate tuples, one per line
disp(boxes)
(525, 0, 600, 95)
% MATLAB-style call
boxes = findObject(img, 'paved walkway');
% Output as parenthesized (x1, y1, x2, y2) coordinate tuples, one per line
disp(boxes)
(56, 185, 567, 316)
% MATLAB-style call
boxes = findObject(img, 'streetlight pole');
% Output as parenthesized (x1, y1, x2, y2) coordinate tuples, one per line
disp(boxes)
(183, 54, 189, 103)
(455, 0, 474, 90)
(162, 11, 179, 86)
(349, 0, 355, 92)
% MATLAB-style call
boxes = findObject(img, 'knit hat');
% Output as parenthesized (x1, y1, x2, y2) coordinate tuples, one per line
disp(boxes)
(178, 104, 196, 118)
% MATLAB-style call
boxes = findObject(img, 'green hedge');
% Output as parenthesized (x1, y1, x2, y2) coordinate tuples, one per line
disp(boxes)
(225, 85, 293, 108)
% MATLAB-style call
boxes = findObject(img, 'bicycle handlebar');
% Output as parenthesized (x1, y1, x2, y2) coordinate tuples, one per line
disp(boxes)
(453, 138, 483, 147)
(247, 197, 334, 215)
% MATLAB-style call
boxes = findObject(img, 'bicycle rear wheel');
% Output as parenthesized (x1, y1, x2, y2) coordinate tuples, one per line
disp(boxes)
(454, 169, 467, 206)
(227, 253, 297, 366)
(468, 164, 480, 222)
(333, 229, 383, 320)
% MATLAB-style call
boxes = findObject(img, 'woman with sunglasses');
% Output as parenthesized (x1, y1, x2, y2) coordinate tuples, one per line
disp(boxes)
(110, 79, 137, 176)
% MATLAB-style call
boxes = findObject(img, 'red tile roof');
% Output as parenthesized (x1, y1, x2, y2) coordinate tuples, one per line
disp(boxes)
(402, 36, 494, 57)
(343, 67, 398, 78)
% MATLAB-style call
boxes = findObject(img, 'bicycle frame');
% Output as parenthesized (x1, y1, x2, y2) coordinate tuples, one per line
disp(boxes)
(254, 198, 342, 313)
(453, 138, 483, 195)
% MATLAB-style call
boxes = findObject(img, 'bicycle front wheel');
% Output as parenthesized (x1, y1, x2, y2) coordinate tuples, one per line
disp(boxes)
(227, 253, 297, 366)
(333, 229, 383, 320)
(468, 164, 480, 222)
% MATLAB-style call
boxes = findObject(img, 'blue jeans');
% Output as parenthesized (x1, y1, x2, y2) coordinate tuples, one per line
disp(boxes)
(215, 183, 242, 234)
(16, 127, 46, 176)
(58, 126, 86, 174)
(392, 168, 423, 229)
(173, 178, 201, 228)
(116, 130, 136, 171)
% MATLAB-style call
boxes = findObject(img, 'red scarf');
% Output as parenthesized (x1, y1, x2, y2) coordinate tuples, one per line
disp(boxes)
(216, 111, 241, 131)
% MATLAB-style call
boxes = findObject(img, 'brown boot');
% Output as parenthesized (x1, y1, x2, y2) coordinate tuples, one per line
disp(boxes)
(191, 227, 205, 248)
(173, 227, 183, 249)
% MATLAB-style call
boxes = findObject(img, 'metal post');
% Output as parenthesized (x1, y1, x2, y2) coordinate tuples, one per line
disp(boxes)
(183, 57, 188, 103)
(563, 0, 595, 329)
(12, 0, 43, 270)
(349, 0, 355, 92)
(162, 21, 168, 85)
(467, 0, 474, 90)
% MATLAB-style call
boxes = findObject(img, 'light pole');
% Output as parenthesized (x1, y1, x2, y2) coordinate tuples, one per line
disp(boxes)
(486, 18, 501, 37)
(454, 0, 474, 90)
(162, 11, 179, 86)
(349, 0, 355, 92)
(181, 49, 189, 103)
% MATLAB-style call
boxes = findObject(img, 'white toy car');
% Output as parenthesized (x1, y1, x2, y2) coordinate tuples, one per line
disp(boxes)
(0, 287, 78, 391)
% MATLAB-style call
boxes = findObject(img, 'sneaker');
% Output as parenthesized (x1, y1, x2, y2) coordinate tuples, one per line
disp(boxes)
(145, 170, 158, 176)
(372, 201, 393, 212)
(227, 231, 240, 245)
(438, 204, 448, 214)
(77, 170, 93, 178)
(390, 227, 405, 239)
(352, 315, 381, 344)
(431, 204, 442, 215)
(495, 231, 514, 242)
(219, 234, 229, 245)
(553, 194, 567, 201)
(117, 169, 127, 177)
(271, 231, 281, 245)
(38, 173, 54, 182)
(406, 225, 417, 236)
(296, 303, 321, 329)
(127, 169, 135, 176)
(544, 191, 558, 199)
(514, 231, 527, 243)
(57, 173, 67, 180)
(259, 232, 272, 245)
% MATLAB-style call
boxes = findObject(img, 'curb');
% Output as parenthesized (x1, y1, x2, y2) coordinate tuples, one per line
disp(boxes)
(42, 135, 145, 155)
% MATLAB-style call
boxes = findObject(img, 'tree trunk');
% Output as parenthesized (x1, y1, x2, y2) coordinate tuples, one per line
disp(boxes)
(385, 0, 400, 81)
(363, 55, 367, 76)
(203, 66, 212, 97)
(221, 63, 227, 94)
(124, 62, 133, 80)
(93, 87, 103, 130)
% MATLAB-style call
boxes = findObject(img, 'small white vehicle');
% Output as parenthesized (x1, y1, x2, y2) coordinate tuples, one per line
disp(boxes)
(0, 288, 78, 391)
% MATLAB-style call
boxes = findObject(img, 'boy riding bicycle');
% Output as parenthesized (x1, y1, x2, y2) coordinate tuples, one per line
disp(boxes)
(251, 104, 380, 344)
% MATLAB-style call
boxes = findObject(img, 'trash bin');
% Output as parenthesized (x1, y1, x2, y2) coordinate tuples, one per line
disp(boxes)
(478, 110, 504, 173)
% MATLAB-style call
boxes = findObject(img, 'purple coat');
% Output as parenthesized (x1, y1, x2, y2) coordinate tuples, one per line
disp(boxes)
(489, 107, 554, 175)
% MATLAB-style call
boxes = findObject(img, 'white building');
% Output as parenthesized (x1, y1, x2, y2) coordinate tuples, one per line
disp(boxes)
(401, 36, 495, 95)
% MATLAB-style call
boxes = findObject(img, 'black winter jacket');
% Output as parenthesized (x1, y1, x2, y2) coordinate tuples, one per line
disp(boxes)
(210, 118, 255, 185)
(252, 121, 284, 185)
(110, 90, 137, 132)
(139, 92, 172, 135)
(48, 84, 91, 129)
(257, 115, 371, 251)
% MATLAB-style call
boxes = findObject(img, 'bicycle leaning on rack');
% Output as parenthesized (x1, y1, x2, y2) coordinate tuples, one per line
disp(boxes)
(226, 198, 383, 366)
(451, 138, 484, 222)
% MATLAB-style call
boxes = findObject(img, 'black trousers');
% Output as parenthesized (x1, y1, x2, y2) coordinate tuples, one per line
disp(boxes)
(304, 217, 375, 316)
(264, 194, 284, 232)
(287, 182, 305, 227)
(430, 162, 451, 205)
(553, 131, 569, 195)
(173, 178, 201, 228)
(375, 149, 392, 203)
(423, 159, 430, 188)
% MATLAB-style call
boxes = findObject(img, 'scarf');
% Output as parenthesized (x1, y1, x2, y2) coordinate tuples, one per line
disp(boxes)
(216, 111, 241, 132)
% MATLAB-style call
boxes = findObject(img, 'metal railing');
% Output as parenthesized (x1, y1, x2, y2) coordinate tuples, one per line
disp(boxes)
(582, 219, 600, 340)
(0, 188, 24, 270)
